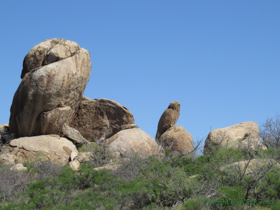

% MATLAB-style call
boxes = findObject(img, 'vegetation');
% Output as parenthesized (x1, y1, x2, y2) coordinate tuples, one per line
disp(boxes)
(1, 114, 280, 209)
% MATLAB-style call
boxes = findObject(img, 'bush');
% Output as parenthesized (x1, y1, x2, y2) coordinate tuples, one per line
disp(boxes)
(183, 197, 205, 210)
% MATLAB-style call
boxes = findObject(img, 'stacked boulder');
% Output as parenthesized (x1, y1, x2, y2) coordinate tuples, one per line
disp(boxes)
(155, 101, 194, 155)
(10, 38, 92, 137)
(1, 38, 92, 168)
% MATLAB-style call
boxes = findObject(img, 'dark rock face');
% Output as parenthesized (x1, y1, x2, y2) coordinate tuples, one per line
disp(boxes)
(69, 97, 135, 142)
(155, 101, 180, 140)
(9, 39, 92, 137)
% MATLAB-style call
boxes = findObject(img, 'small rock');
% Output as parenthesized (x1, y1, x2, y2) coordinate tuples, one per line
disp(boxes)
(69, 160, 80, 171)
(93, 163, 121, 171)
(10, 163, 27, 171)
(62, 124, 90, 146)
(74, 152, 95, 163)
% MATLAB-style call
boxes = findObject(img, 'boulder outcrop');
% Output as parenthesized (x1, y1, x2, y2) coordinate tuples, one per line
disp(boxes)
(204, 121, 267, 154)
(69, 97, 135, 142)
(106, 128, 162, 158)
(159, 126, 193, 155)
(0, 135, 78, 165)
(9, 38, 92, 137)
(155, 101, 180, 140)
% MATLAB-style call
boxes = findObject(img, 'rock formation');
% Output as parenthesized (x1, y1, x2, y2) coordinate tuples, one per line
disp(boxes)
(0, 135, 78, 166)
(9, 38, 92, 137)
(105, 128, 163, 158)
(69, 97, 135, 142)
(155, 101, 180, 140)
(204, 121, 267, 154)
(159, 126, 193, 155)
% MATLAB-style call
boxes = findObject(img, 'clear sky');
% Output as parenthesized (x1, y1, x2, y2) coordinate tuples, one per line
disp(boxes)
(1, 1, 279, 147)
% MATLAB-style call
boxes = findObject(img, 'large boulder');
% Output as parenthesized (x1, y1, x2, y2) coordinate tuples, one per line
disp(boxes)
(0, 135, 78, 165)
(9, 38, 92, 137)
(204, 121, 267, 154)
(69, 97, 135, 142)
(159, 126, 193, 155)
(106, 128, 162, 158)
(155, 101, 180, 140)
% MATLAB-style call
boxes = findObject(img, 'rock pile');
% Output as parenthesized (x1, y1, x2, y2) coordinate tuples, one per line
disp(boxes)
(1, 38, 268, 173)
(1, 38, 161, 171)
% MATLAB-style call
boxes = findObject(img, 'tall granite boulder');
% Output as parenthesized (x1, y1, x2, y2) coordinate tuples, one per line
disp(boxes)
(9, 39, 92, 137)
(204, 121, 267, 154)
(159, 126, 193, 155)
(155, 101, 180, 140)
(69, 97, 135, 142)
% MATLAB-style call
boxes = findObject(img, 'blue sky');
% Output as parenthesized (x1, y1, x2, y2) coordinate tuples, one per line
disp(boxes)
(1, 1, 279, 146)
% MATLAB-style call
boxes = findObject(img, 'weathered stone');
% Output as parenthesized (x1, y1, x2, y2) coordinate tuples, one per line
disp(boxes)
(69, 97, 135, 142)
(0, 153, 15, 165)
(0, 124, 10, 146)
(159, 126, 193, 155)
(62, 124, 90, 146)
(7, 135, 78, 165)
(155, 101, 180, 140)
(93, 163, 121, 171)
(0, 124, 9, 133)
(74, 152, 95, 163)
(219, 159, 280, 175)
(10, 163, 27, 171)
(121, 124, 139, 130)
(204, 122, 267, 154)
(106, 128, 163, 158)
(10, 38, 91, 137)
(69, 160, 80, 171)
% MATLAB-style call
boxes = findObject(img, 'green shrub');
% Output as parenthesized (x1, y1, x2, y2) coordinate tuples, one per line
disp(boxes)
(216, 186, 245, 206)
(183, 163, 202, 175)
(78, 142, 97, 152)
(183, 197, 205, 210)
(171, 156, 193, 168)
(271, 201, 280, 210)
